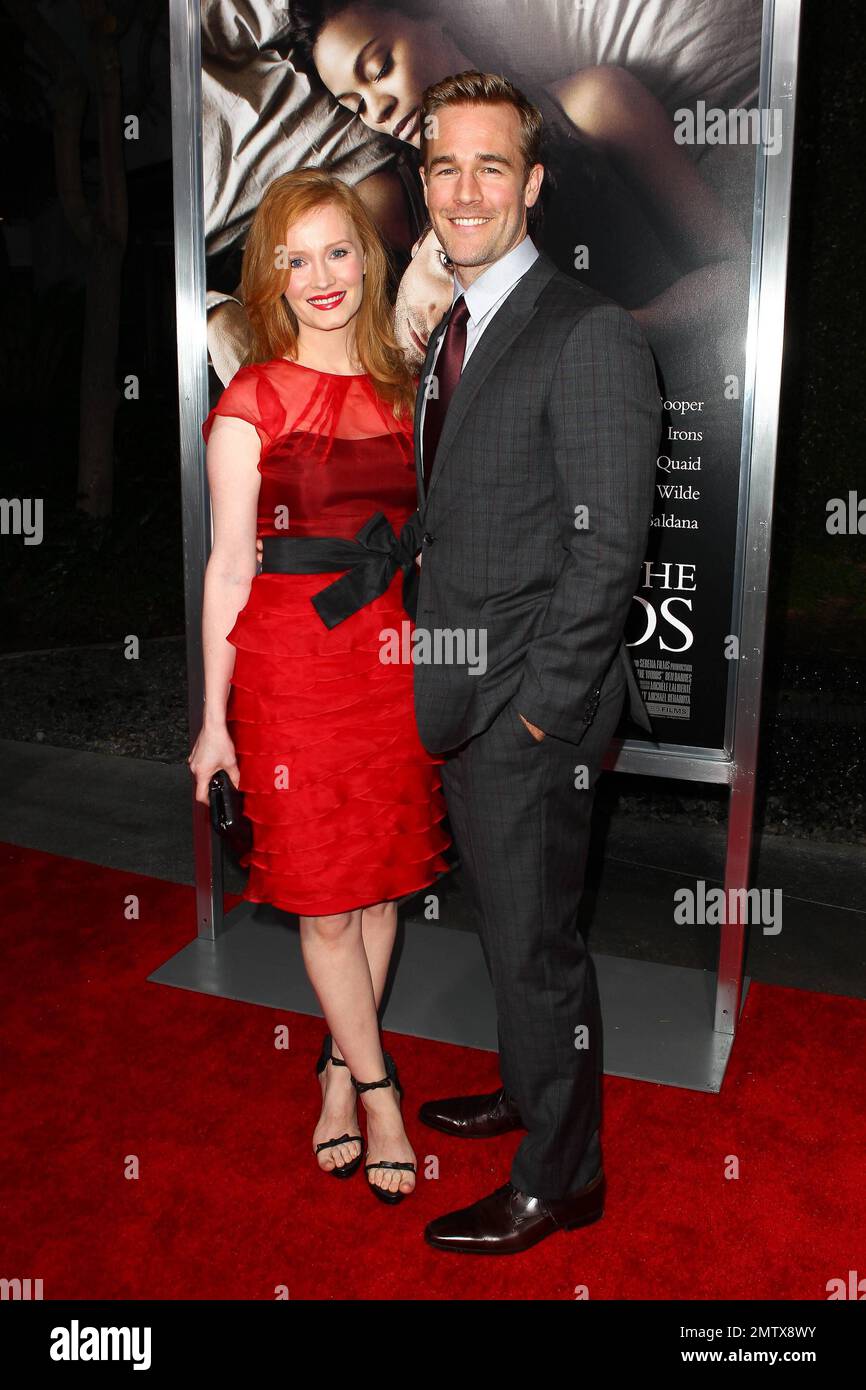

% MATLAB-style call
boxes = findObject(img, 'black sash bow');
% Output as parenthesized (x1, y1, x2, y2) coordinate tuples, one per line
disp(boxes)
(259, 510, 424, 629)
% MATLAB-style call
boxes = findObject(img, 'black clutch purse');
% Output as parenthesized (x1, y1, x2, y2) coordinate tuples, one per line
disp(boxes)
(208, 769, 253, 861)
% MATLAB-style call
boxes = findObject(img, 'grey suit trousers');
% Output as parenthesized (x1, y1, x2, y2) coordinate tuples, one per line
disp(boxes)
(440, 659, 627, 1201)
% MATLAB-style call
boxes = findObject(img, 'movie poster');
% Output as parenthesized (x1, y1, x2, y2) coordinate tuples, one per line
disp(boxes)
(199, 0, 765, 750)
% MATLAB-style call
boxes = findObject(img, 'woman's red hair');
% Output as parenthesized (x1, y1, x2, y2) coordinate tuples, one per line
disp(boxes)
(239, 168, 415, 421)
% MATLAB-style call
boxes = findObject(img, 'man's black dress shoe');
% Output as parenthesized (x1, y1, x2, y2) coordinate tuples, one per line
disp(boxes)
(418, 1086, 524, 1138)
(424, 1171, 605, 1255)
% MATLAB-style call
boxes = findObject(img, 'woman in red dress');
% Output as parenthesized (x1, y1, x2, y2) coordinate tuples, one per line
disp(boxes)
(188, 169, 450, 1204)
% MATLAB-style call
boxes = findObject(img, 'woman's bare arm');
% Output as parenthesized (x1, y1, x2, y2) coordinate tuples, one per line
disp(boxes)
(547, 65, 750, 339)
(188, 413, 262, 803)
(202, 414, 261, 728)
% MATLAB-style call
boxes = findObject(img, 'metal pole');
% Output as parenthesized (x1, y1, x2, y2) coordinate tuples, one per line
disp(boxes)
(169, 0, 224, 939)
(715, 0, 802, 1033)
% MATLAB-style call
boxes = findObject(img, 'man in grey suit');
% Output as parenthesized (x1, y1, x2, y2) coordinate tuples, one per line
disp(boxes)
(412, 72, 661, 1255)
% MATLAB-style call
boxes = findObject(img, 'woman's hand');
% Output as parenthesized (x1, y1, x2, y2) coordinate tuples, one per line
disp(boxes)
(188, 725, 241, 806)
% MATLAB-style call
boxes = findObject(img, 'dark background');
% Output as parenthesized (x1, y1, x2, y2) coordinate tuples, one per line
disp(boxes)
(0, 0, 863, 842)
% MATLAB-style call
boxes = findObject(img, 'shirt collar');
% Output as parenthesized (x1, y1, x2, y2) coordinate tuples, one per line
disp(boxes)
(451, 234, 539, 321)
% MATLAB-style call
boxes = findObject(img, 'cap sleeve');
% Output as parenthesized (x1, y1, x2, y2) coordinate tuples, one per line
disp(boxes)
(201, 364, 283, 453)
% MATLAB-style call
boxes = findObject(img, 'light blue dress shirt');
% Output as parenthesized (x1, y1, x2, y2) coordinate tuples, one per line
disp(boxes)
(419, 234, 540, 472)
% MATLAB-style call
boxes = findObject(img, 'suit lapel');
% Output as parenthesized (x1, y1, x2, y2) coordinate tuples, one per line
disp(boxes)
(415, 252, 559, 509)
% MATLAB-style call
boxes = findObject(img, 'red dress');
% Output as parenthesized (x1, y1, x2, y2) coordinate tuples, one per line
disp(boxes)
(201, 358, 450, 915)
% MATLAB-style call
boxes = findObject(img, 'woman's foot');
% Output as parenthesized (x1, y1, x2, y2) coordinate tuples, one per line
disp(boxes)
(358, 1081, 416, 1198)
(313, 1041, 362, 1174)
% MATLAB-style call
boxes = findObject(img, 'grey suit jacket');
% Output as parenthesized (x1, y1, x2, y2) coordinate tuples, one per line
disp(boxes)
(411, 250, 661, 755)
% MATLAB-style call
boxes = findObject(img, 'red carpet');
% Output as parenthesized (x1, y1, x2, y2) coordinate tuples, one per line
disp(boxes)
(1, 840, 864, 1300)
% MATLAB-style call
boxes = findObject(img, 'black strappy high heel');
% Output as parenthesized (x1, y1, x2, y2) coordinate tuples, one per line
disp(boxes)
(351, 1052, 416, 1205)
(314, 1033, 364, 1179)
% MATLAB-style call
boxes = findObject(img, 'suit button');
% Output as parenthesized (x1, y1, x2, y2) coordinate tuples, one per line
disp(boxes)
(423, 532, 435, 545)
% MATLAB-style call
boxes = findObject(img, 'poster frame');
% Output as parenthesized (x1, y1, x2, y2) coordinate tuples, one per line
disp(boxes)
(168, 0, 802, 1039)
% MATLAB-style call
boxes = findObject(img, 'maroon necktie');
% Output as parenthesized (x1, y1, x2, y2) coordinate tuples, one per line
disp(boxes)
(421, 294, 470, 489)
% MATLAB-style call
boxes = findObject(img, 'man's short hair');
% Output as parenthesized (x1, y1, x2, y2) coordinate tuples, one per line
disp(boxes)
(419, 70, 543, 178)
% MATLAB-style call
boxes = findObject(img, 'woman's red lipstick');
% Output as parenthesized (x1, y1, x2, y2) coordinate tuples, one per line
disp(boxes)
(307, 290, 347, 311)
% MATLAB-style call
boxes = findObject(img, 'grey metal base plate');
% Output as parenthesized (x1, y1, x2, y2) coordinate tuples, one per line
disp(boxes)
(149, 901, 749, 1093)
